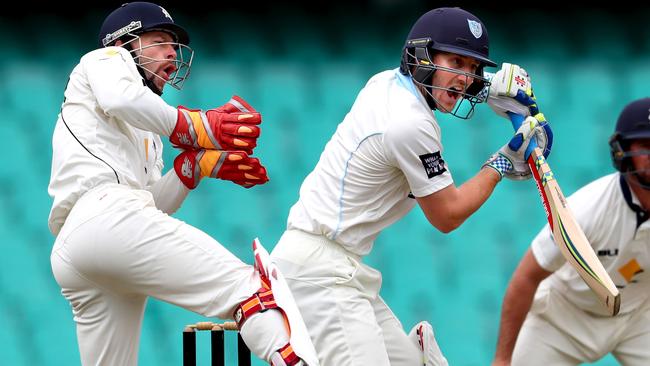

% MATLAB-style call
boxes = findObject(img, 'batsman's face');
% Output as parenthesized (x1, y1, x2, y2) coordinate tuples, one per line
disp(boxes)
(430, 52, 480, 112)
(136, 31, 179, 91)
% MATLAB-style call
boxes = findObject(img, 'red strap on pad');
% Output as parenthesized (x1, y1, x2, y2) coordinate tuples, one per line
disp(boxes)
(233, 287, 278, 327)
(277, 343, 301, 366)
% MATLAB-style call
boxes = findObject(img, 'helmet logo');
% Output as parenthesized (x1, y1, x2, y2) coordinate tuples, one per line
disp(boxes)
(159, 6, 173, 21)
(467, 19, 482, 39)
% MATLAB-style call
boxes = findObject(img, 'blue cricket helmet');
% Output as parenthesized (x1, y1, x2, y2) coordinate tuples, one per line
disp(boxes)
(403, 7, 495, 67)
(98, 2, 190, 47)
(610, 98, 650, 172)
(399, 7, 495, 118)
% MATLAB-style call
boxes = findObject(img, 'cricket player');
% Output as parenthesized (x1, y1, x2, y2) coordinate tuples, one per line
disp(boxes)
(492, 97, 650, 366)
(270, 7, 552, 366)
(48, 2, 317, 365)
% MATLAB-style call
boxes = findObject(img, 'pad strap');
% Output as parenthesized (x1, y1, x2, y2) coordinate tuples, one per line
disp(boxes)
(272, 343, 301, 366)
(233, 287, 278, 327)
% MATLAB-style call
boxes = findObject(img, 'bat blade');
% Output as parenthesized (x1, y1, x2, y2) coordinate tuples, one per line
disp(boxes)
(528, 147, 621, 316)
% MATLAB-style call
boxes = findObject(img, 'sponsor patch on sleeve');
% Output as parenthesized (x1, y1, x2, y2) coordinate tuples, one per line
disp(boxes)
(104, 49, 120, 56)
(419, 151, 446, 178)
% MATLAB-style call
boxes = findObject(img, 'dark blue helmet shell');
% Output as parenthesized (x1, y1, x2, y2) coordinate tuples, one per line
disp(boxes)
(399, 7, 494, 118)
(610, 98, 650, 172)
(403, 7, 495, 67)
(98, 2, 189, 47)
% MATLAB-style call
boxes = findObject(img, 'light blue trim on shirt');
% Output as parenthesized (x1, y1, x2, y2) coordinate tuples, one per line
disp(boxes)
(332, 132, 383, 240)
(394, 67, 421, 99)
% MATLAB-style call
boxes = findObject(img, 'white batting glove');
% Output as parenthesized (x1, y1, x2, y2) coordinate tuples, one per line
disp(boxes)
(486, 63, 534, 118)
(483, 116, 549, 180)
(490, 62, 532, 97)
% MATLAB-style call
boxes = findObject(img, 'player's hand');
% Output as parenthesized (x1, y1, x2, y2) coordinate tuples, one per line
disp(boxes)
(487, 63, 535, 118)
(170, 95, 261, 154)
(483, 116, 550, 180)
(173, 149, 269, 189)
(487, 63, 553, 160)
(489, 63, 532, 99)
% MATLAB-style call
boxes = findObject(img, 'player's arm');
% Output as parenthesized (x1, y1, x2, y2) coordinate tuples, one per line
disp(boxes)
(492, 249, 552, 366)
(85, 47, 178, 137)
(416, 117, 549, 233)
(416, 168, 499, 233)
(146, 149, 269, 213)
(143, 139, 189, 214)
(86, 48, 261, 155)
(147, 169, 190, 214)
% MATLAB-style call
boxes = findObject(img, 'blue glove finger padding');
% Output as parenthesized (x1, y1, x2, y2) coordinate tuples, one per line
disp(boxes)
(507, 112, 554, 160)
(514, 89, 540, 116)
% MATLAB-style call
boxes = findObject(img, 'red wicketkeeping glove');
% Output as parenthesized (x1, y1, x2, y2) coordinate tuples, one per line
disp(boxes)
(170, 95, 261, 155)
(173, 149, 269, 189)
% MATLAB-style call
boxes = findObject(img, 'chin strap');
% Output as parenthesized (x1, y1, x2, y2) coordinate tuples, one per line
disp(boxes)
(424, 90, 437, 111)
(119, 41, 164, 95)
(137, 66, 163, 95)
(632, 172, 650, 191)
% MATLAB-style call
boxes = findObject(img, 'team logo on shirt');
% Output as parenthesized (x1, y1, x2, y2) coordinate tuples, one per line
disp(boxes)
(598, 249, 619, 257)
(619, 258, 643, 285)
(419, 151, 446, 179)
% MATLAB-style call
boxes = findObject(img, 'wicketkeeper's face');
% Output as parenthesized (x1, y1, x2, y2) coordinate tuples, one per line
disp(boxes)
(133, 31, 179, 91)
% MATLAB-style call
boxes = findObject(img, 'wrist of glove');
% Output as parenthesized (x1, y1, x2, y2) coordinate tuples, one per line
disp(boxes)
(174, 149, 269, 189)
(170, 95, 261, 154)
(483, 116, 550, 181)
(483, 153, 514, 181)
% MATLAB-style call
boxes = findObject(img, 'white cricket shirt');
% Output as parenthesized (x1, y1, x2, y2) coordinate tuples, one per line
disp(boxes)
(287, 69, 454, 255)
(48, 46, 182, 235)
(532, 173, 650, 315)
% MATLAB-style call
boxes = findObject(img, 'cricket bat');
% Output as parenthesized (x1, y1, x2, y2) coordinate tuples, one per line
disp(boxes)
(509, 113, 621, 316)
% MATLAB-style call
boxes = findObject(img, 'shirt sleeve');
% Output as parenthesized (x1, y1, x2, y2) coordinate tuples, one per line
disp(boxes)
(83, 47, 177, 137)
(383, 117, 453, 197)
(530, 223, 565, 272)
(145, 135, 189, 214)
(147, 169, 190, 215)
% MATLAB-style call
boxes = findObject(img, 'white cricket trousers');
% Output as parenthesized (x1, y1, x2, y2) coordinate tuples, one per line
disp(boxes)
(50, 184, 259, 365)
(513, 283, 650, 365)
(271, 229, 424, 366)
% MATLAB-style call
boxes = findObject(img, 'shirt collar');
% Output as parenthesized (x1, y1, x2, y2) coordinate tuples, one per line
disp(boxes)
(395, 68, 420, 97)
(619, 174, 650, 230)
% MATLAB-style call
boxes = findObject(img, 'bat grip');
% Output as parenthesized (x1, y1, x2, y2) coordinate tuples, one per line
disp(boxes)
(507, 111, 537, 159)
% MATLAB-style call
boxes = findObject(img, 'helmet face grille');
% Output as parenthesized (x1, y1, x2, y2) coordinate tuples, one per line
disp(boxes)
(402, 46, 490, 119)
(124, 36, 194, 92)
(610, 98, 650, 180)
(99, 2, 194, 92)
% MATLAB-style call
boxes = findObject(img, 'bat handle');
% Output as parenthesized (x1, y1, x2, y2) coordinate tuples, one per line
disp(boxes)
(507, 111, 537, 159)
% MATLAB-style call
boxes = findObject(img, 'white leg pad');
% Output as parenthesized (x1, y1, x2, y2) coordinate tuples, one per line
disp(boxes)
(253, 238, 320, 366)
(408, 321, 449, 366)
